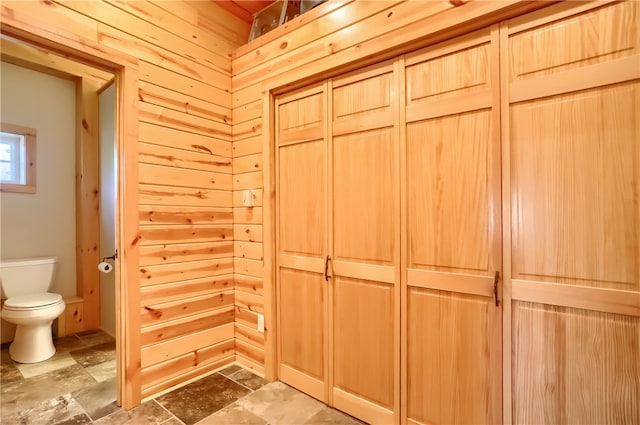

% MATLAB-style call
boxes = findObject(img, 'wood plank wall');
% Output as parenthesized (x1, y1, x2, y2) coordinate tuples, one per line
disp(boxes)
(1, 0, 249, 402)
(230, 0, 541, 377)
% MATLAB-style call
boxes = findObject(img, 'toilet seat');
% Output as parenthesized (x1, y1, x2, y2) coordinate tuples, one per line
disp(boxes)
(3, 293, 63, 310)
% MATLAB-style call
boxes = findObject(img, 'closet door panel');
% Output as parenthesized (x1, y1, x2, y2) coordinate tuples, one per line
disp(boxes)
(276, 84, 328, 401)
(332, 61, 395, 136)
(331, 127, 397, 422)
(407, 287, 500, 425)
(503, 2, 640, 423)
(403, 26, 502, 425)
(511, 83, 639, 289)
(333, 128, 394, 266)
(331, 61, 399, 424)
(407, 111, 493, 273)
(278, 86, 325, 143)
(279, 268, 325, 379)
(512, 302, 640, 424)
(333, 71, 392, 119)
(508, 1, 638, 82)
(333, 276, 394, 408)
(278, 140, 326, 258)
(405, 111, 501, 424)
(406, 39, 490, 104)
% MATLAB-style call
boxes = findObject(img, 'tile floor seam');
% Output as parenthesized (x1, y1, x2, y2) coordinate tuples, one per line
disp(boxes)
(154, 398, 185, 425)
(69, 390, 94, 424)
(159, 415, 185, 425)
(227, 376, 260, 393)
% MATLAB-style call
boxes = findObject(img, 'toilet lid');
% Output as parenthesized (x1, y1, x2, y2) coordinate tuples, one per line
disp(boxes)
(4, 293, 63, 310)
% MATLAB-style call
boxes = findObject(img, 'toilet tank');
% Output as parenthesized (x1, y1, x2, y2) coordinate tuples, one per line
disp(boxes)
(0, 257, 58, 299)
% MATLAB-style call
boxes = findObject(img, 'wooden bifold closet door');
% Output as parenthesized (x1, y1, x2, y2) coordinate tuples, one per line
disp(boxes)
(275, 84, 328, 402)
(401, 26, 503, 425)
(330, 61, 400, 424)
(275, 27, 502, 425)
(502, 2, 640, 423)
(275, 63, 400, 424)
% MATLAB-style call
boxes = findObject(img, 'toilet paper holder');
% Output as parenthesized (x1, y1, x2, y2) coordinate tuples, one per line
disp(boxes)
(102, 250, 118, 263)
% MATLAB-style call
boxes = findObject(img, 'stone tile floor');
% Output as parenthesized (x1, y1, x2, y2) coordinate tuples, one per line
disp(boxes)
(1, 330, 364, 424)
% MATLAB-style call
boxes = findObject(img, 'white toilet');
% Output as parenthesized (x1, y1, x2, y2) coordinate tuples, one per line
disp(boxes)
(0, 257, 65, 363)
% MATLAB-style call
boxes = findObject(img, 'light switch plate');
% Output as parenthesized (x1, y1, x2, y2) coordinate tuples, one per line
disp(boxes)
(242, 189, 254, 207)
(257, 313, 265, 333)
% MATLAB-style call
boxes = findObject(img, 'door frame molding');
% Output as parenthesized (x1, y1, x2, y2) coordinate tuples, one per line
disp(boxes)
(0, 14, 142, 409)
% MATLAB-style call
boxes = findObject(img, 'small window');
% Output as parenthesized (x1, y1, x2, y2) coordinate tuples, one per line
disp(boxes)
(0, 123, 36, 193)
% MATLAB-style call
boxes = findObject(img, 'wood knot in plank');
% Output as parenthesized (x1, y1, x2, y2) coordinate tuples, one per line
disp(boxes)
(280, 41, 288, 50)
(191, 144, 213, 154)
(144, 306, 163, 319)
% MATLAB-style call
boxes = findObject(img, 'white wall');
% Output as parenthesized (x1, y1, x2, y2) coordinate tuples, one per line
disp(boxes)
(99, 83, 116, 337)
(0, 62, 77, 298)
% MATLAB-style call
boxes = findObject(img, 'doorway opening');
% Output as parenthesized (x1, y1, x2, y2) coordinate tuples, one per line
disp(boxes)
(0, 24, 140, 409)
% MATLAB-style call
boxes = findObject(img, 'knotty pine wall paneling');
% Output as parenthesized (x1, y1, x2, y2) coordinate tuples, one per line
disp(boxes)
(231, 78, 266, 374)
(1, 0, 250, 404)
